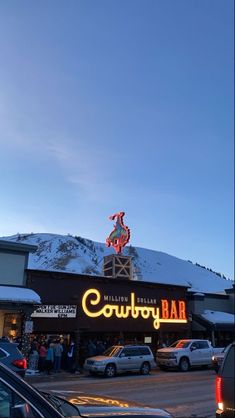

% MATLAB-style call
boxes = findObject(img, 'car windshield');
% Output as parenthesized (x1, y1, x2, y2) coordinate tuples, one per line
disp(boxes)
(169, 340, 191, 348)
(103, 346, 123, 357)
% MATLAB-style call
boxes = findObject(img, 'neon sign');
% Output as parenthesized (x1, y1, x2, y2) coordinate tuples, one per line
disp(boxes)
(82, 288, 187, 330)
(106, 212, 130, 254)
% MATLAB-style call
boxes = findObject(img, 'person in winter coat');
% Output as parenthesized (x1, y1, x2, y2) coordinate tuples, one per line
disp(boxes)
(67, 341, 75, 373)
(96, 341, 105, 355)
(87, 339, 96, 357)
(53, 340, 63, 372)
(28, 340, 39, 371)
(45, 343, 54, 375)
(38, 343, 47, 373)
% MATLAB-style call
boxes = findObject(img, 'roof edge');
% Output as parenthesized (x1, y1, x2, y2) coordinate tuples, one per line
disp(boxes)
(0, 240, 37, 253)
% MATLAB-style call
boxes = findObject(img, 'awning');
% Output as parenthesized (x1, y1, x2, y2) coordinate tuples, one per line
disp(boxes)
(0, 285, 41, 304)
(193, 310, 235, 331)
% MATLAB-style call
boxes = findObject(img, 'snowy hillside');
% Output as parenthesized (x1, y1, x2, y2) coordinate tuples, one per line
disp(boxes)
(2, 233, 233, 294)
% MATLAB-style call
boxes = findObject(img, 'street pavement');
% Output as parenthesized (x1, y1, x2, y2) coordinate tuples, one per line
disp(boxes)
(25, 369, 217, 418)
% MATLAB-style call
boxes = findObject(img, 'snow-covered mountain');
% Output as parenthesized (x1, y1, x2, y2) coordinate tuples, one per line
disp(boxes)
(2, 233, 233, 294)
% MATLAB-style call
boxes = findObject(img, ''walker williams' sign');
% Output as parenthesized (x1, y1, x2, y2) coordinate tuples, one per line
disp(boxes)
(31, 305, 77, 318)
(82, 288, 187, 330)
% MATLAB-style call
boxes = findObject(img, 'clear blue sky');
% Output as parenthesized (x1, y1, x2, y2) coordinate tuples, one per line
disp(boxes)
(0, 0, 234, 279)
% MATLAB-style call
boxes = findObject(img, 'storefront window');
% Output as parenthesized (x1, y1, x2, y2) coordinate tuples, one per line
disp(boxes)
(3, 313, 21, 341)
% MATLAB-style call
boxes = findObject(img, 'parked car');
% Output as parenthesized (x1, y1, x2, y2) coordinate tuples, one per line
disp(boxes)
(0, 361, 173, 418)
(156, 339, 224, 372)
(216, 341, 235, 418)
(83, 344, 157, 377)
(0, 340, 27, 377)
(212, 344, 231, 373)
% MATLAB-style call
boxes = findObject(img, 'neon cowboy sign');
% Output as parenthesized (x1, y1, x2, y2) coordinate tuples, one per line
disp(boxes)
(82, 288, 187, 330)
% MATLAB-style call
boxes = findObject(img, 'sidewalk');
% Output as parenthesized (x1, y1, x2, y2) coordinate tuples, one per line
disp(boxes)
(25, 369, 84, 384)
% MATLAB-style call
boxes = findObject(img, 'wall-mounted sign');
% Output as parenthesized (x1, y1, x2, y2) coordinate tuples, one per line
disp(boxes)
(106, 212, 130, 254)
(24, 320, 33, 334)
(82, 288, 187, 330)
(31, 305, 77, 318)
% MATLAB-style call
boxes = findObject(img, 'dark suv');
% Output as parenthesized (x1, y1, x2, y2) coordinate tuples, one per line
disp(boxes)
(212, 344, 231, 373)
(0, 340, 27, 377)
(216, 341, 235, 418)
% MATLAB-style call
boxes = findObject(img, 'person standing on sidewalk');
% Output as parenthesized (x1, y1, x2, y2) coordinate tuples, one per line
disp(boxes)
(67, 340, 75, 373)
(38, 342, 47, 373)
(28, 339, 39, 372)
(54, 339, 63, 373)
(45, 343, 54, 375)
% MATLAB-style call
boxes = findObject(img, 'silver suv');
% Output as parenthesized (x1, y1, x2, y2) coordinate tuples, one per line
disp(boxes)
(84, 345, 156, 377)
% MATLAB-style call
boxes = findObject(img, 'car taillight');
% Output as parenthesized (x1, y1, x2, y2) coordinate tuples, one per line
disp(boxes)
(12, 358, 27, 369)
(216, 376, 224, 411)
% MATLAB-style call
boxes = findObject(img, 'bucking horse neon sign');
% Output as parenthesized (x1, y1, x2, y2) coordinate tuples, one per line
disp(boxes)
(106, 212, 130, 254)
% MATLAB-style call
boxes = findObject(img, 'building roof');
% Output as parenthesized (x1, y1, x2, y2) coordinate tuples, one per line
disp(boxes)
(0, 285, 41, 304)
(193, 310, 235, 331)
(201, 310, 235, 324)
(0, 240, 37, 253)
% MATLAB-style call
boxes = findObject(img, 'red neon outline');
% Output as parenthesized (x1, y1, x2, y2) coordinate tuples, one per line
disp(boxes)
(106, 212, 130, 254)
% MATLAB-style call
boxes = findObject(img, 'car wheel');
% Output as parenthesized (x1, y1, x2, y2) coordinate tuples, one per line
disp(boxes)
(140, 362, 150, 375)
(179, 357, 190, 372)
(104, 364, 116, 378)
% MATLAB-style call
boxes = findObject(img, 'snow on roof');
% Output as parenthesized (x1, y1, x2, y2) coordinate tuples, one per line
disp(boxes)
(201, 310, 235, 324)
(0, 286, 41, 304)
(0, 239, 37, 253)
(2, 233, 234, 294)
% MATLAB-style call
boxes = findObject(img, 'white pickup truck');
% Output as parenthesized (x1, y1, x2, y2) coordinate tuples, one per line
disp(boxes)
(156, 339, 224, 372)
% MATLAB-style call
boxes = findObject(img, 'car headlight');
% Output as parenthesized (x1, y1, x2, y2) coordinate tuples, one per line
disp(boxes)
(94, 361, 105, 366)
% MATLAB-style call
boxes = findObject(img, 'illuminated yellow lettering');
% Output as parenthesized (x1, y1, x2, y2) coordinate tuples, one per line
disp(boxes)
(131, 293, 139, 318)
(115, 305, 131, 318)
(82, 288, 103, 317)
(81, 289, 187, 330)
(141, 308, 151, 319)
(103, 305, 114, 317)
(152, 307, 160, 329)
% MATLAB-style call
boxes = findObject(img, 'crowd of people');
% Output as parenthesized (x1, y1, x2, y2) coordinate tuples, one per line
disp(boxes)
(27, 336, 112, 374)
(28, 337, 78, 374)
(9, 333, 165, 375)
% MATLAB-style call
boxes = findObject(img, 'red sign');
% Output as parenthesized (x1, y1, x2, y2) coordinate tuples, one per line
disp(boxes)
(106, 212, 130, 254)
